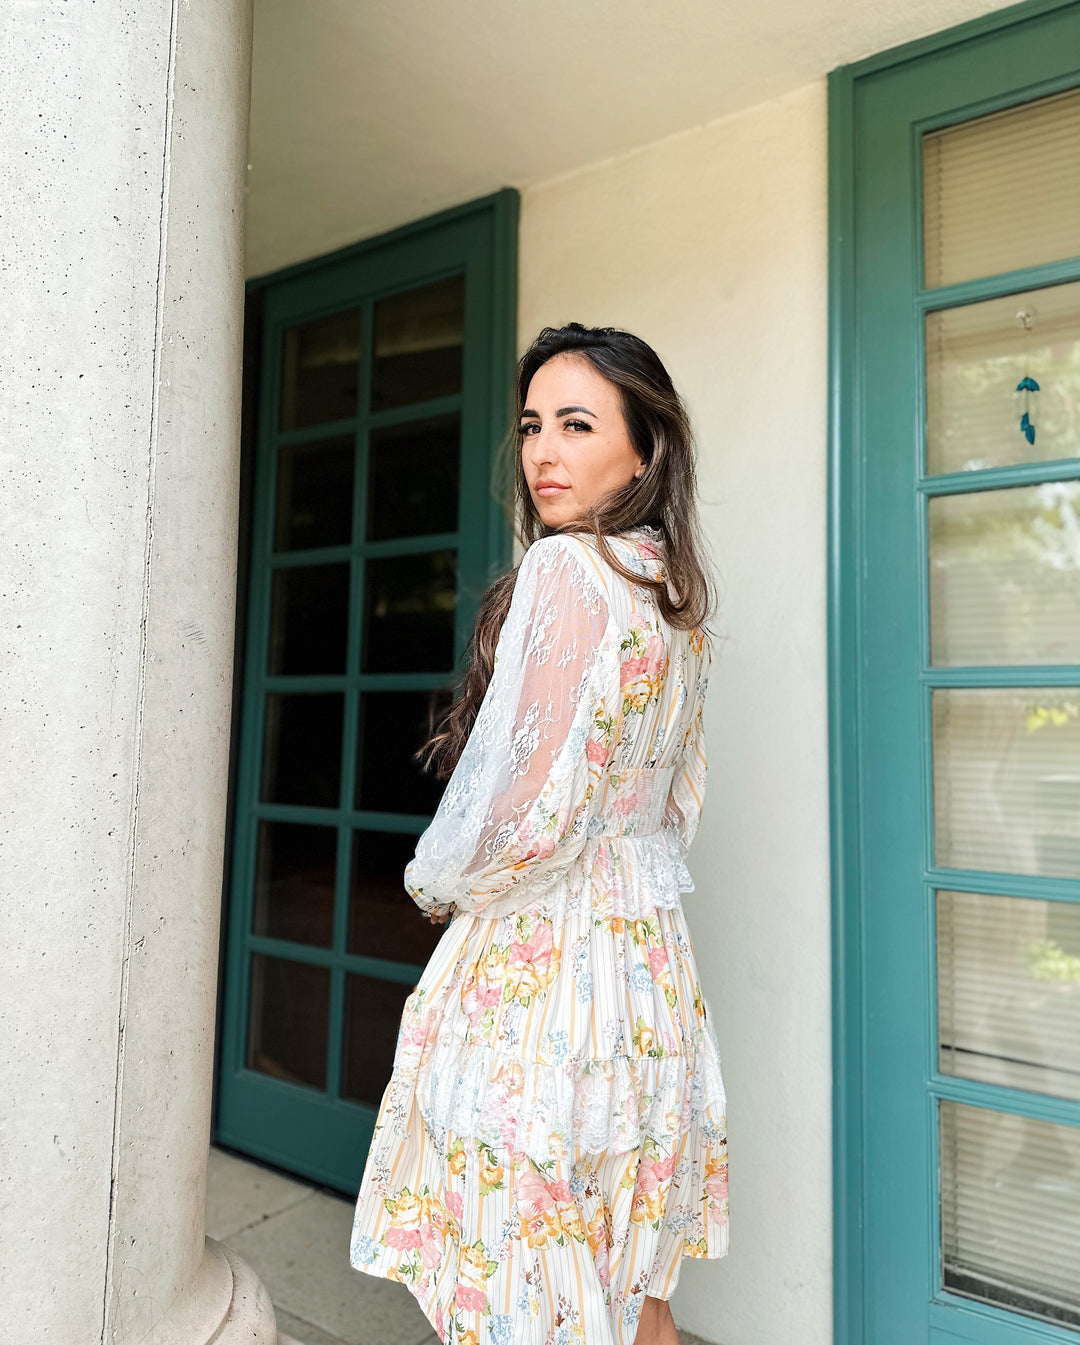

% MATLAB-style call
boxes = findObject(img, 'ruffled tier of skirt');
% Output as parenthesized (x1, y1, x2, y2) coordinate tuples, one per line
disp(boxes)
(351, 889, 729, 1344)
(389, 893, 727, 1163)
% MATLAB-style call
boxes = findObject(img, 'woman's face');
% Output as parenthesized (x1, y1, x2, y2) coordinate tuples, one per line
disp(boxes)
(520, 352, 644, 528)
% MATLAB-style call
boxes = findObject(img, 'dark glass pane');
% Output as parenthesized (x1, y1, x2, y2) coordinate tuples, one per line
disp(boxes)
(280, 308, 361, 430)
(363, 550, 457, 674)
(274, 436, 354, 552)
(940, 1100, 1080, 1329)
(341, 972, 414, 1105)
(356, 690, 452, 815)
(347, 830, 442, 964)
(367, 413, 461, 541)
(268, 563, 350, 675)
(371, 275, 464, 412)
(252, 821, 337, 948)
(261, 693, 343, 808)
(247, 953, 330, 1090)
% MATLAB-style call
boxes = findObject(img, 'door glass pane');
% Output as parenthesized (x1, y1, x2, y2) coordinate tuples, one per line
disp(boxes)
(252, 821, 336, 948)
(937, 889, 1080, 1099)
(268, 563, 350, 675)
(341, 973, 415, 1105)
(371, 275, 465, 412)
(933, 687, 1080, 879)
(347, 830, 442, 964)
(929, 482, 1080, 666)
(362, 550, 457, 674)
(261, 692, 344, 808)
(925, 280, 1080, 475)
(923, 85, 1080, 289)
(274, 436, 354, 552)
(356, 689, 452, 815)
(280, 308, 361, 430)
(367, 412, 461, 541)
(247, 953, 330, 1089)
(939, 1099, 1080, 1328)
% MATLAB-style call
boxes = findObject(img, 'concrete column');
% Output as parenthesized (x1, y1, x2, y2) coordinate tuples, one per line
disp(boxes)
(0, 1, 273, 1341)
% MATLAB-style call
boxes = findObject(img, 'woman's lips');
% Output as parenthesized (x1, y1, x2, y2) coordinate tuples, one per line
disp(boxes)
(536, 484, 569, 496)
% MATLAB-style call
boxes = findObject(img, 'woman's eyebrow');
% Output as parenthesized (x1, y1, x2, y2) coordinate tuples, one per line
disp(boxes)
(520, 405, 597, 418)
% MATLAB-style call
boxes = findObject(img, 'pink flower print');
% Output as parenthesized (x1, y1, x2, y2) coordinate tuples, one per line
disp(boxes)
(384, 1190, 424, 1249)
(384, 1227, 421, 1249)
(512, 817, 557, 868)
(461, 979, 501, 1029)
(456, 1285, 487, 1314)
(419, 1220, 445, 1269)
(705, 1161, 728, 1202)
(613, 776, 647, 819)
(586, 737, 608, 766)
(516, 1168, 555, 1221)
(648, 946, 670, 978)
(612, 791, 636, 819)
(637, 1152, 677, 1195)
(445, 1191, 464, 1222)
(644, 633, 665, 673)
(509, 920, 554, 973)
(456, 1242, 494, 1314)
(638, 541, 658, 559)
(620, 654, 648, 688)
(545, 1177, 572, 1204)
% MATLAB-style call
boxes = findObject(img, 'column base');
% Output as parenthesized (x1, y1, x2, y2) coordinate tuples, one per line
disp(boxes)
(142, 1239, 277, 1344)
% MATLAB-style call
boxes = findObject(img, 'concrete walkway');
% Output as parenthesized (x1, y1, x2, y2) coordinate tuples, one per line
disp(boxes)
(206, 1144, 714, 1345)
(206, 1145, 438, 1345)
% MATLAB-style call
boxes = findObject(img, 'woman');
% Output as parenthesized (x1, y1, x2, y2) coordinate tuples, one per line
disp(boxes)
(350, 322, 728, 1345)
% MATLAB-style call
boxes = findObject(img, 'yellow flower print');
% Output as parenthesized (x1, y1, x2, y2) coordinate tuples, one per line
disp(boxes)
(455, 1239, 497, 1314)
(586, 1210, 610, 1255)
(633, 1016, 660, 1056)
(476, 1141, 506, 1194)
(619, 615, 668, 715)
(558, 1202, 587, 1243)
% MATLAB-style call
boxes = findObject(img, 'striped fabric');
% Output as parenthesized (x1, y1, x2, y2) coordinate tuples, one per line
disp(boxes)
(351, 527, 728, 1344)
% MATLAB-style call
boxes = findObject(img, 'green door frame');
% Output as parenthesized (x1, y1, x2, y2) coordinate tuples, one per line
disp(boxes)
(214, 188, 519, 1193)
(828, 4, 1080, 1343)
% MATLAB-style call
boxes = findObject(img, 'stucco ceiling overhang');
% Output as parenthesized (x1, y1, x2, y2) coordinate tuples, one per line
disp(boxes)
(246, 0, 1016, 278)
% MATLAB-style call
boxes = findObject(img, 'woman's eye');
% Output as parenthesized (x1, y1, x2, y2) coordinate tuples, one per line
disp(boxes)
(566, 420, 592, 432)
(519, 423, 538, 435)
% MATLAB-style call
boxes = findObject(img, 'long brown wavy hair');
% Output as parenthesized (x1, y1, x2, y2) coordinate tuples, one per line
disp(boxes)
(419, 321, 718, 780)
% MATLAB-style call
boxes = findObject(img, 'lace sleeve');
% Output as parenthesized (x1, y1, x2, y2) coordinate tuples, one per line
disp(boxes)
(662, 640, 711, 853)
(404, 534, 614, 917)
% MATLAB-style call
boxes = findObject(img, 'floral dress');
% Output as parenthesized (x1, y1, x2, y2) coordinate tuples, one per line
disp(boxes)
(350, 524, 728, 1345)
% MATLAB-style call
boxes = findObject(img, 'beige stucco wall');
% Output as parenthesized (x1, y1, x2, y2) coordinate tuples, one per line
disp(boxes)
(518, 79, 832, 1345)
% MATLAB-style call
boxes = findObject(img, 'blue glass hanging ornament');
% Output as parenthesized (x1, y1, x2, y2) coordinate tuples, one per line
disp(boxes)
(1015, 307, 1039, 446)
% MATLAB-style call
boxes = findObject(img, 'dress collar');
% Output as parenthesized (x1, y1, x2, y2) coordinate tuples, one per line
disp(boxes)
(617, 523, 664, 545)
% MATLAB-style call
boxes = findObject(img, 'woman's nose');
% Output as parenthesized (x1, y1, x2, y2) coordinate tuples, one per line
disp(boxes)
(526, 426, 557, 465)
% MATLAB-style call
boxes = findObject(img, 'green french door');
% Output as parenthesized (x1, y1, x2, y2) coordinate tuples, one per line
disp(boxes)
(832, 5, 1080, 1343)
(216, 193, 517, 1193)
